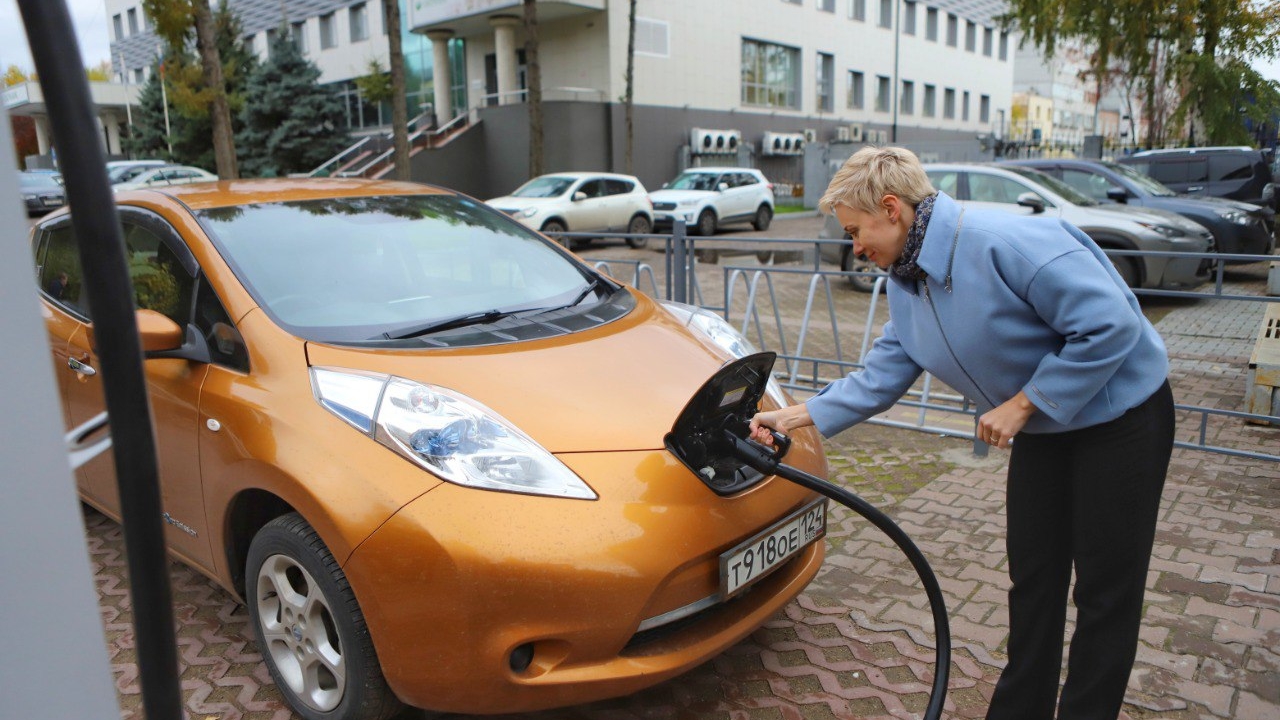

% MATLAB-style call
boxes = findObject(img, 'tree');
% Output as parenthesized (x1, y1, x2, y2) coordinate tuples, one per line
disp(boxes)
(237, 31, 348, 177)
(624, 0, 637, 174)
(382, 0, 411, 181)
(523, 0, 544, 178)
(143, 0, 238, 177)
(3, 65, 31, 86)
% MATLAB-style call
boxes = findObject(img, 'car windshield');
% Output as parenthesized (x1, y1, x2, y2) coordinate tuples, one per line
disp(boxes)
(1005, 167, 1097, 206)
(20, 173, 62, 190)
(667, 172, 720, 191)
(1103, 162, 1176, 196)
(197, 195, 599, 342)
(510, 176, 575, 198)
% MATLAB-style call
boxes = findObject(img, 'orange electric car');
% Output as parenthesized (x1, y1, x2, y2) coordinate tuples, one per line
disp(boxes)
(33, 179, 828, 720)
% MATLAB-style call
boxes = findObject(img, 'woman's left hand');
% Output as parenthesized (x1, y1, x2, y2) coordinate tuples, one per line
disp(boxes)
(978, 391, 1037, 450)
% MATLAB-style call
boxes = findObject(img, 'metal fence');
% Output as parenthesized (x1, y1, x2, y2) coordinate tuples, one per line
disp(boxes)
(557, 221, 1280, 463)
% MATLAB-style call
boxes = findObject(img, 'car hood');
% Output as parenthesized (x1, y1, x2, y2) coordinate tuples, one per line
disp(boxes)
(1168, 194, 1271, 216)
(1085, 203, 1210, 234)
(303, 296, 736, 453)
(485, 195, 563, 211)
(649, 189, 716, 203)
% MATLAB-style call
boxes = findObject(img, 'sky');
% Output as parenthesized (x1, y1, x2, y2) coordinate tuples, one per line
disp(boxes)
(0, 0, 1278, 85)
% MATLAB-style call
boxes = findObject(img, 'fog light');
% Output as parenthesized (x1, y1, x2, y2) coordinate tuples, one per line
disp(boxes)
(509, 643, 535, 673)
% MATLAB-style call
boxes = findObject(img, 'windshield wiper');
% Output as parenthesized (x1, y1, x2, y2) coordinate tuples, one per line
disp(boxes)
(382, 309, 518, 340)
(563, 277, 608, 308)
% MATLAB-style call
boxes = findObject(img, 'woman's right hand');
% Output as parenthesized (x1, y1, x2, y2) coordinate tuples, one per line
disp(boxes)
(749, 404, 813, 446)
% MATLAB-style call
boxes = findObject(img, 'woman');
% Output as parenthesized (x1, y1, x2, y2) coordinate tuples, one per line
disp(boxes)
(751, 146, 1173, 720)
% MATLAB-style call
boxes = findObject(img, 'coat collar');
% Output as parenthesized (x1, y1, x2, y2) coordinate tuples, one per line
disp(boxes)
(890, 191, 962, 294)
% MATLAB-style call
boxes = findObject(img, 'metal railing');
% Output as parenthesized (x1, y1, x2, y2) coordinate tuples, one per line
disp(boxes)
(577, 224, 1280, 462)
(308, 137, 371, 177)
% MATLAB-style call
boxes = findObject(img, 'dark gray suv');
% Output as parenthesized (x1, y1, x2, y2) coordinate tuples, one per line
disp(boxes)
(1118, 146, 1277, 212)
(1003, 158, 1275, 260)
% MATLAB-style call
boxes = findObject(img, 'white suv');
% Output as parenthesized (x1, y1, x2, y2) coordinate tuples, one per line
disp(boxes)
(650, 167, 775, 235)
(486, 172, 654, 249)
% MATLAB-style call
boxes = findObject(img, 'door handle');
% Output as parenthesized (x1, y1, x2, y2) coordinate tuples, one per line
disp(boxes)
(68, 356, 97, 376)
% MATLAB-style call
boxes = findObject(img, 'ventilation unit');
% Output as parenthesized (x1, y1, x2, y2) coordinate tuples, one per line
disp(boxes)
(690, 128, 742, 155)
(835, 126, 851, 142)
(762, 131, 807, 156)
(848, 122, 865, 143)
(802, 128, 817, 143)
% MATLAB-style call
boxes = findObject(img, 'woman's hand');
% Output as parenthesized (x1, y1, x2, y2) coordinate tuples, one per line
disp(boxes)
(749, 404, 814, 446)
(978, 391, 1036, 450)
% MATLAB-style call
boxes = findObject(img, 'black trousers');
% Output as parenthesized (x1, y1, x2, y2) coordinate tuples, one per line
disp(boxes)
(986, 381, 1174, 720)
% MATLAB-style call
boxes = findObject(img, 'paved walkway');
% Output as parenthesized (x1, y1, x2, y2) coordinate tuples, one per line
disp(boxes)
(90, 215, 1279, 719)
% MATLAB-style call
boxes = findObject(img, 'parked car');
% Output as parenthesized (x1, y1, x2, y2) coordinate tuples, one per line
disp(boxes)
(18, 170, 65, 216)
(486, 171, 653, 249)
(106, 159, 166, 184)
(111, 164, 218, 191)
(1118, 146, 1278, 212)
(650, 167, 776, 235)
(32, 178, 827, 720)
(1003, 158, 1275, 260)
(921, 163, 1214, 289)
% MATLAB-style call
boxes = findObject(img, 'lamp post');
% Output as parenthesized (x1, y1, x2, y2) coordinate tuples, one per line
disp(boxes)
(891, 0, 901, 143)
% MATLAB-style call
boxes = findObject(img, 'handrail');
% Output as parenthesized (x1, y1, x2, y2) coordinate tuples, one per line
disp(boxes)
(428, 112, 468, 138)
(309, 136, 371, 177)
(340, 147, 395, 178)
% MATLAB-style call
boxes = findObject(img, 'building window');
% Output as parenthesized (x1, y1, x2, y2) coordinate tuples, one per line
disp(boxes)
(127, 8, 139, 35)
(133, 68, 144, 84)
(817, 52, 834, 112)
(320, 13, 337, 49)
(875, 75, 890, 112)
(946, 14, 958, 46)
(847, 70, 865, 109)
(266, 28, 278, 57)
(879, 0, 892, 28)
(900, 80, 914, 115)
(944, 87, 956, 118)
(999, 31, 1009, 60)
(850, 0, 866, 22)
(962, 90, 970, 121)
(980, 94, 991, 123)
(818, 0, 835, 11)
(635, 18, 670, 57)
(925, 7, 938, 41)
(923, 84, 936, 117)
(983, 27, 993, 56)
(741, 39, 801, 109)
(292, 21, 308, 53)
(965, 21, 976, 52)
(244, 34, 255, 54)
(350, 2, 369, 43)
(113, 14, 124, 42)
(903, 1, 917, 35)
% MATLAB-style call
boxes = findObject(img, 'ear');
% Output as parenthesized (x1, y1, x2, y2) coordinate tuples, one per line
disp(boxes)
(881, 194, 902, 223)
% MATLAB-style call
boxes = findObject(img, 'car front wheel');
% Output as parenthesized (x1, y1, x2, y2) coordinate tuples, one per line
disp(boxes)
(626, 214, 651, 248)
(695, 209, 717, 236)
(246, 513, 401, 720)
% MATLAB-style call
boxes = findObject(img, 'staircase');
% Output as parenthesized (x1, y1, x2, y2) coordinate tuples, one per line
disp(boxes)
(309, 111, 474, 180)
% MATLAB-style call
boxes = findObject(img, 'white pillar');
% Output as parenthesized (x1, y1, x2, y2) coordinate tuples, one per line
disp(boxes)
(104, 114, 122, 157)
(34, 116, 50, 156)
(427, 29, 454, 122)
(490, 15, 520, 106)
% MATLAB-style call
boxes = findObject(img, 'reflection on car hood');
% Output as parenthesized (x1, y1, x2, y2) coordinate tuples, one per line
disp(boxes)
(303, 295, 734, 453)
(1170, 194, 1272, 215)
(649, 189, 716, 203)
(1088, 203, 1210, 233)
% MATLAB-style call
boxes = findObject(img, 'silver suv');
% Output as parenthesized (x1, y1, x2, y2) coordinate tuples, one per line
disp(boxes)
(650, 167, 775, 235)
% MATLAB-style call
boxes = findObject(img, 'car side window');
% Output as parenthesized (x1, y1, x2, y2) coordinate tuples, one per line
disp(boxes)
(1186, 160, 1209, 183)
(968, 174, 1030, 204)
(35, 224, 88, 315)
(737, 173, 758, 187)
(122, 222, 196, 326)
(577, 180, 606, 199)
(1060, 169, 1113, 201)
(1210, 155, 1255, 182)
(194, 276, 250, 372)
(1147, 161, 1186, 184)
(926, 170, 959, 196)
(604, 179, 633, 195)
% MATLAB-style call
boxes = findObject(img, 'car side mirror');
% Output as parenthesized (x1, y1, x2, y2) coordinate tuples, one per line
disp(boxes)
(572, 191, 587, 202)
(661, 182, 668, 189)
(1015, 192, 1046, 214)
(1106, 186, 1128, 203)
(129, 309, 213, 363)
(717, 183, 729, 192)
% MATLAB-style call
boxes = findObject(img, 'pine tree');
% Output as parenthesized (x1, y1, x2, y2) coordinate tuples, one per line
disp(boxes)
(237, 32, 349, 177)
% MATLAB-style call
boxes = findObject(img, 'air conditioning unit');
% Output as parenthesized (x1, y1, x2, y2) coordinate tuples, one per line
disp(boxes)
(690, 128, 742, 155)
(835, 126, 851, 142)
(802, 128, 817, 143)
(762, 131, 807, 156)
(848, 122, 865, 143)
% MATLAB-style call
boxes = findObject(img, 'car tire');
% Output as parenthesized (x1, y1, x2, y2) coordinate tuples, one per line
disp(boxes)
(840, 246, 883, 293)
(695, 209, 717, 236)
(1109, 255, 1141, 288)
(543, 219, 586, 250)
(246, 513, 402, 720)
(626, 215, 651, 248)
(751, 204, 773, 231)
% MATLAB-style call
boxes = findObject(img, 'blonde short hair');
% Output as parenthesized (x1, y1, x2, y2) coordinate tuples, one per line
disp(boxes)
(818, 146, 936, 214)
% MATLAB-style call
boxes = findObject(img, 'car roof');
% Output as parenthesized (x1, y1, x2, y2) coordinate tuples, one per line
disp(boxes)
(535, 171, 640, 181)
(1126, 146, 1260, 158)
(116, 177, 457, 210)
(678, 167, 757, 173)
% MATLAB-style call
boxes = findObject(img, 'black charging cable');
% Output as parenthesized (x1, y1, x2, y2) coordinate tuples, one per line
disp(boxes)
(727, 429, 952, 720)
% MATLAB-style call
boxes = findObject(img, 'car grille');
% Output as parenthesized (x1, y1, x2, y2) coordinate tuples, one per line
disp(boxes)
(653, 202, 676, 211)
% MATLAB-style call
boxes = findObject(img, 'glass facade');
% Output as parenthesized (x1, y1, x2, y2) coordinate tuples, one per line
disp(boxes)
(742, 39, 801, 109)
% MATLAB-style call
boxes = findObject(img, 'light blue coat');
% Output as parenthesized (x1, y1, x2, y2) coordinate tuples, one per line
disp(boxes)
(806, 192, 1169, 436)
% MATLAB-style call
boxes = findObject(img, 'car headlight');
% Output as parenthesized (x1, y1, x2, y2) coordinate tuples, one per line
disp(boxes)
(515, 207, 539, 219)
(661, 301, 789, 407)
(310, 367, 596, 500)
(1215, 209, 1251, 226)
(1136, 222, 1186, 238)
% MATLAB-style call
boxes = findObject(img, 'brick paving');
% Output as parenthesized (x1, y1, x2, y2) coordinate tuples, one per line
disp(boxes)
(88, 214, 1279, 719)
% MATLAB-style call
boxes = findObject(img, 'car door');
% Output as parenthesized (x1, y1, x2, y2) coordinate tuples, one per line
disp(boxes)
(722, 173, 754, 219)
(569, 178, 611, 231)
(1059, 168, 1119, 203)
(963, 172, 1060, 217)
(36, 209, 216, 569)
(599, 178, 637, 230)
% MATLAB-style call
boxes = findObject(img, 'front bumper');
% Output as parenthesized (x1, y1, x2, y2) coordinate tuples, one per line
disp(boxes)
(343, 444, 827, 714)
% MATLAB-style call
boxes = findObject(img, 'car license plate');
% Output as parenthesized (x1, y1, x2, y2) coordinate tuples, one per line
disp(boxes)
(43, 197, 61, 206)
(720, 498, 826, 597)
